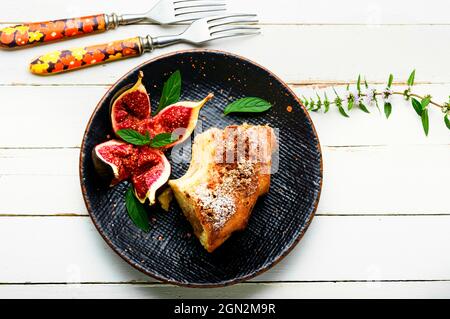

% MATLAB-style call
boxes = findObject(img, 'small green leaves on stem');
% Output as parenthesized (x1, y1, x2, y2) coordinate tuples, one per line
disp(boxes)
(388, 74, 394, 88)
(384, 103, 392, 119)
(301, 95, 309, 108)
(324, 93, 330, 113)
(125, 187, 150, 233)
(299, 70, 448, 136)
(223, 97, 272, 115)
(333, 88, 349, 118)
(421, 108, 429, 136)
(347, 98, 354, 111)
(156, 70, 181, 114)
(411, 98, 423, 116)
(312, 94, 322, 112)
(307, 99, 315, 111)
(420, 96, 431, 136)
(359, 103, 370, 113)
(421, 95, 431, 109)
(117, 129, 177, 148)
(407, 69, 416, 87)
(444, 114, 450, 130)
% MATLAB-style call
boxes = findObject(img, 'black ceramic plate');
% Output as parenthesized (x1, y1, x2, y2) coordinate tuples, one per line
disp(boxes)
(80, 49, 322, 287)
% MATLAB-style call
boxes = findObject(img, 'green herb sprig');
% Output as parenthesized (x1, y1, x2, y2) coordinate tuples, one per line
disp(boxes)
(116, 130, 177, 148)
(300, 70, 450, 136)
(223, 97, 272, 115)
(153, 70, 273, 116)
(155, 70, 182, 114)
(125, 187, 150, 232)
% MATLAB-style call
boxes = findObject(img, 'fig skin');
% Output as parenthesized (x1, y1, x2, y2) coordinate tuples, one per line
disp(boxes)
(95, 70, 213, 206)
(131, 148, 171, 205)
(92, 148, 115, 185)
(109, 70, 213, 149)
(93, 140, 171, 206)
(150, 93, 214, 149)
(110, 71, 151, 134)
(92, 140, 133, 186)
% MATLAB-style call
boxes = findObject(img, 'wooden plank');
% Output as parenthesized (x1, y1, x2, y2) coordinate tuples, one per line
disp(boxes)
(1, 281, 450, 299)
(296, 85, 450, 146)
(0, 0, 449, 25)
(0, 216, 450, 283)
(0, 86, 107, 148)
(0, 85, 448, 149)
(0, 145, 448, 215)
(0, 25, 449, 85)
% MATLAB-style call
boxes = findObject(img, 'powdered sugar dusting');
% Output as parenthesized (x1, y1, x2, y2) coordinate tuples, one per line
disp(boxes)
(194, 185, 236, 230)
(193, 161, 257, 230)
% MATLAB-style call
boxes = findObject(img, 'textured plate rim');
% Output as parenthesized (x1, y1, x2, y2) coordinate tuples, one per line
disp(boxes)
(79, 49, 323, 288)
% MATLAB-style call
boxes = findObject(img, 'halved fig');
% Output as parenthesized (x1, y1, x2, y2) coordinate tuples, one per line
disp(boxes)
(149, 93, 214, 148)
(93, 141, 170, 205)
(110, 71, 151, 134)
(131, 147, 171, 205)
(92, 140, 135, 186)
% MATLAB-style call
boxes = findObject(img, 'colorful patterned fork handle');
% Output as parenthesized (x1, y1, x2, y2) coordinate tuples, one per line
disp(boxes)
(29, 37, 143, 75)
(0, 14, 108, 49)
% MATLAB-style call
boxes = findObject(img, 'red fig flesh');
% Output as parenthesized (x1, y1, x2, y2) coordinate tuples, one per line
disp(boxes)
(149, 93, 214, 148)
(95, 71, 213, 207)
(92, 140, 170, 205)
(110, 72, 212, 148)
(93, 140, 135, 185)
(111, 71, 151, 133)
(131, 147, 171, 204)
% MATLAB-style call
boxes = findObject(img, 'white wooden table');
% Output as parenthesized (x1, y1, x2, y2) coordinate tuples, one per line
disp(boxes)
(0, 0, 449, 298)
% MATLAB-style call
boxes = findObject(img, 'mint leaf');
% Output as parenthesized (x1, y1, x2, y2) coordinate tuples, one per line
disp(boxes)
(125, 187, 150, 233)
(407, 69, 416, 86)
(149, 132, 178, 148)
(116, 129, 150, 146)
(388, 74, 394, 88)
(338, 104, 349, 117)
(348, 99, 354, 111)
(324, 93, 330, 113)
(421, 108, 429, 136)
(223, 97, 272, 115)
(445, 114, 450, 130)
(411, 98, 423, 116)
(156, 70, 181, 114)
(359, 103, 370, 113)
(384, 102, 392, 118)
(421, 96, 431, 109)
(357, 74, 361, 92)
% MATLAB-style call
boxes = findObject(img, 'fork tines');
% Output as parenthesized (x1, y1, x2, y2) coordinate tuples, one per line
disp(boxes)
(207, 14, 260, 39)
(174, 0, 227, 18)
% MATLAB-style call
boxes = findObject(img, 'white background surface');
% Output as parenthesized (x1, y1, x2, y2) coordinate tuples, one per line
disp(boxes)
(0, 0, 449, 298)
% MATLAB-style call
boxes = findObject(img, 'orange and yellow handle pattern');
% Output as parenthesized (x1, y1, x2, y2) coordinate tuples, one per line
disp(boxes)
(29, 37, 142, 75)
(0, 14, 106, 49)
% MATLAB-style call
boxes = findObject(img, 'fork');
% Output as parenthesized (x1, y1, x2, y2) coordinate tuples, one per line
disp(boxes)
(0, 0, 226, 49)
(29, 13, 260, 75)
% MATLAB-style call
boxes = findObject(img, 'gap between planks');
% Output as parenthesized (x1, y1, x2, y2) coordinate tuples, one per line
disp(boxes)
(1, 144, 449, 150)
(1, 81, 449, 87)
(1, 213, 449, 217)
(2, 20, 450, 26)
(2, 279, 450, 286)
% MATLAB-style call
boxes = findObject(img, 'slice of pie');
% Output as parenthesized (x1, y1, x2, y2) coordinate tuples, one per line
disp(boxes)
(169, 123, 277, 252)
